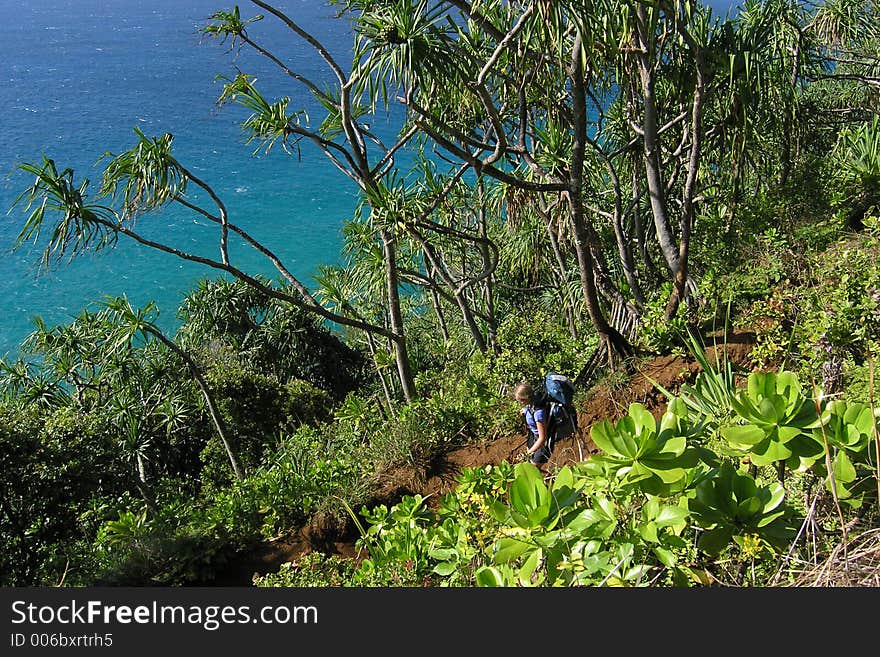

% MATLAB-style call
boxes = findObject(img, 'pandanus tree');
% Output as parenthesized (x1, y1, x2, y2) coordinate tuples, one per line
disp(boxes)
(345, 0, 636, 358)
(13, 0, 875, 385)
(0, 296, 240, 507)
(810, 0, 880, 112)
(585, 0, 731, 321)
(207, 1, 422, 401)
(10, 1, 431, 404)
(203, 1, 535, 396)
(409, 174, 504, 353)
(95, 296, 245, 482)
(562, 0, 855, 325)
(313, 191, 423, 411)
(8, 141, 399, 411)
(369, 167, 503, 355)
(810, 0, 880, 228)
(705, 0, 878, 227)
(342, 0, 789, 355)
(496, 185, 587, 339)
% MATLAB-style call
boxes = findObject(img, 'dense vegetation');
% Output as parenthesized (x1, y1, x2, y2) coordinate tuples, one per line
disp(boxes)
(2, 0, 879, 587)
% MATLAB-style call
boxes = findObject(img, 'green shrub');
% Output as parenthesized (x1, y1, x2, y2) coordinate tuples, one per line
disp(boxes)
(91, 504, 238, 586)
(200, 365, 337, 489)
(491, 307, 590, 388)
(637, 282, 689, 354)
(253, 554, 371, 587)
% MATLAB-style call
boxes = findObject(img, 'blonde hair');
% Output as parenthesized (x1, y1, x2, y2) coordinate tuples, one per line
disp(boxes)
(513, 382, 534, 404)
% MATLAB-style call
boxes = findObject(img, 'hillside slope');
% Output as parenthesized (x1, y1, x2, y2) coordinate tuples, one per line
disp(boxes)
(217, 331, 758, 585)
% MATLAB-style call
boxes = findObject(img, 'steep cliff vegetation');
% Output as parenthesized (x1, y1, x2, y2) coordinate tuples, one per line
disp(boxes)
(2, 0, 879, 586)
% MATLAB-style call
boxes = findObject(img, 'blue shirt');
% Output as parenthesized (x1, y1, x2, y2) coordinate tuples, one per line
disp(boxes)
(524, 405, 547, 436)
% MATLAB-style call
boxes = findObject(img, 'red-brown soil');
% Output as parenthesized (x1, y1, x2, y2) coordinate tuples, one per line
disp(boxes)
(215, 331, 756, 585)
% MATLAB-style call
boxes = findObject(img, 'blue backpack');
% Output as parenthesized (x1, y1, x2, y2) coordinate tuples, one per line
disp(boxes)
(541, 372, 578, 449)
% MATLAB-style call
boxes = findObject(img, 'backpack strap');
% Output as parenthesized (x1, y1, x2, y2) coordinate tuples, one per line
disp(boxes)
(546, 401, 577, 450)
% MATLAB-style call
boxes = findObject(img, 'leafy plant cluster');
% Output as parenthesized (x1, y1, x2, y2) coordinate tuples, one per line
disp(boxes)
(2, 0, 880, 587)
(732, 216, 880, 387)
(0, 289, 538, 585)
(311, 367, 879, 587)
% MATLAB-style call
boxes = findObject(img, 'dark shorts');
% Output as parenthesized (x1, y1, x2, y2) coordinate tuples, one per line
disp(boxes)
(527, 435, 551, 464)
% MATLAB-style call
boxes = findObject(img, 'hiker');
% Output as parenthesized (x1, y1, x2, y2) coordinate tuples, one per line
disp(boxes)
(513, 382, 552, 468)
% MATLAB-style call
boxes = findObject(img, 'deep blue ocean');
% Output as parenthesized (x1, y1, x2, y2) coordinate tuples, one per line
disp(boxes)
(0, 0, 741, 359)
(0, 0, 369, 357)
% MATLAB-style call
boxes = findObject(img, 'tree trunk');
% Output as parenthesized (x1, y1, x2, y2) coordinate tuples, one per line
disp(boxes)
(148, 329, 244, 481)
(538, 203, 578, 339)
(569, 31, 631, 360)
(635, 4, 680, 276)
(612, 202, 645, 308)
(477, 200, 500, 353)
(427, 264, 451, 342)
(416, 233, 488, 353)
(365, 331, 397, 418)
(665, 12, 706, 321)
(381, 229, 417, 404)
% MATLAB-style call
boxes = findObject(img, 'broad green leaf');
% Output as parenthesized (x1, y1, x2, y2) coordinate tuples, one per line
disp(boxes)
(777, 371, 801, 398)
(756, 509, 786, 527)
(721, 424, 765, 446)
(486, 500, 511, 524)
(747, 371, 771, 401)
(433, 561, 457, 576)
(493, 537, 532, 564)
(566, 509, 598, 534)
(629, 403, 656, 435)
(679, 566, 713, 586)
(591, 419, 638, 458)
(748, 437, 792, 466)
(654, 504, 689, 527)
(777, 425, 802, 443)
(590, 420, 620, 455)
(643, 497, 660, 518)
(641, 461, 686, 483)
(731, 469, 758, 501)
(527, 499, 556, 529)
(596, 497, 618, 521)
(552, 465, 575, 492)
(518, 547, 542, 584)
(832, 451, 857, 485)
(429, 548, 455, 561)
(654, 546, 677, 568)
(656, 435, 687, 457)
(698, 526, 733, 556)
(847, 404, 876, 435)
(623, 564, 651, 582)
(475, 566, 504, 587)
(509, 462, 549, 516)
(735, 497, 762, 520)
(758, 397, 779, 424)
(569, 509, 615, 537)
(763, 483, 786, 513)
(639, 522, 659, 543)
(551, 467, 581, 509)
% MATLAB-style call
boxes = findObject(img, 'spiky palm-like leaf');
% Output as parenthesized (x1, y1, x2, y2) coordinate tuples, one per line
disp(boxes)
(201, 5, 265, 50)
(100, 128, 187, 218)
(216, 73, 307, 155)
(354, 0, 458, 105)
(11, 156, 117, 267)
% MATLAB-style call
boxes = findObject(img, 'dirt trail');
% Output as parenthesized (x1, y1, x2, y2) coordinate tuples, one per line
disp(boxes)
(216, 332, 756, 585)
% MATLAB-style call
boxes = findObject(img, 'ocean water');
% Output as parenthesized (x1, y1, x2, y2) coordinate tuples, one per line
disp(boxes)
(0, 0, 366, 357)
(0, 0, 742, 359)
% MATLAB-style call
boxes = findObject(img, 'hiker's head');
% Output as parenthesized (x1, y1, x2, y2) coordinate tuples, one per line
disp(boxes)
(513, 382, 534, 405)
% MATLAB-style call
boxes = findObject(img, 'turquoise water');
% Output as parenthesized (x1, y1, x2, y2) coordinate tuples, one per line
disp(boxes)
(0, 0, 742, 358)
(0, 0, 366, 357)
